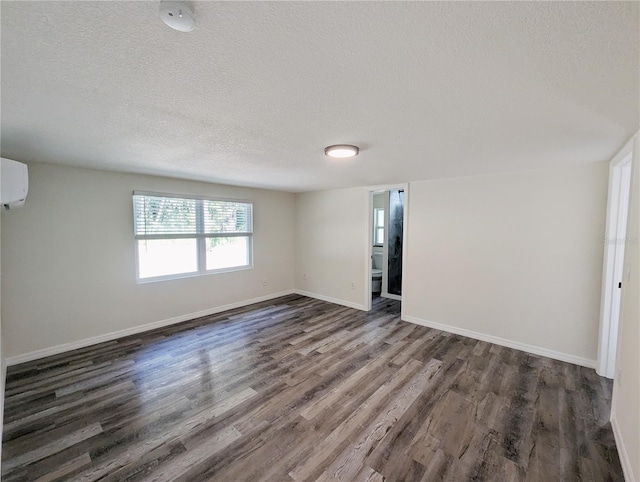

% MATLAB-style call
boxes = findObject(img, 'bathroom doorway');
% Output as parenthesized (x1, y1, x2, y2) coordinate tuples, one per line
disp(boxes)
(365, 185, 408, 312)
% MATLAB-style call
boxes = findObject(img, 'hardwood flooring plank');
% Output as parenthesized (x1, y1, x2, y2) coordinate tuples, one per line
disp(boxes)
(364, 358, 468, 474)
(289, 359, 425, 482)
(352, 466, 385, 482)
(325, 359, 441, 481)
(211, 417, 316, 482)
(33, 453, 93, 482)
(2, 422, 102, 474)
(136, 426, 242, 482)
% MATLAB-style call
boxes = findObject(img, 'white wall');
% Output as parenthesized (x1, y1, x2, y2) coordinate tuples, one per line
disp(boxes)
(403, 163, 608, 364)
(611, 133, 639, 481)
(295, 188, 367, 309)
(1, 163, 295, 360)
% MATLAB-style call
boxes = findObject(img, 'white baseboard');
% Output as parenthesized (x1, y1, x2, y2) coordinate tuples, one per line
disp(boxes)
(611, 410, 635, 482)
(6, 290, 296, 366)
(294, 289, 366, 311)
(402, 315, 597, 369)
(381, 292, 402, 301)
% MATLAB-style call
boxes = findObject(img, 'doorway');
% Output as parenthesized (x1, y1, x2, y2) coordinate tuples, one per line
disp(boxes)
(597, 144, 633, 379)
(365, 185, 408, 312)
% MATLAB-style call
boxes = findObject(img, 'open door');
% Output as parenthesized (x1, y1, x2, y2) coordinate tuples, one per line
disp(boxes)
(387, 189, 404, 296)
(598, 148, 633, 379)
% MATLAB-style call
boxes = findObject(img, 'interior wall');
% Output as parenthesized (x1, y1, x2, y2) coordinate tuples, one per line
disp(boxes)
(611, 133, 639, 481)
(403, 163, 609, 363)
(1, 163, 295, 360)
(294, 187, 367, 309)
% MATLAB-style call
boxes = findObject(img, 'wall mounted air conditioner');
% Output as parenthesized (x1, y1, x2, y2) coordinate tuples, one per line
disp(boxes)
(1, 158, 29, 210)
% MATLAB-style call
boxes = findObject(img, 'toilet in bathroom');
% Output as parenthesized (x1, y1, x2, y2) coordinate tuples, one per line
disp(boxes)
(372, 252, 383, 293)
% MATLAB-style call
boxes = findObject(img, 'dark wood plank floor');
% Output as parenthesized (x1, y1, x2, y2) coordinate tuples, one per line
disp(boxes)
(2, 294, 623, 481)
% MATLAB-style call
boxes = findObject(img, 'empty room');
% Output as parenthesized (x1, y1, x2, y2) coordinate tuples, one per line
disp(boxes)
(0, 1, 638, 481)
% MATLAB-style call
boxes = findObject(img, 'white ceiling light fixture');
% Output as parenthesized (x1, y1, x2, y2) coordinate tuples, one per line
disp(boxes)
(160, 1, 195, 32)
(324, 144, 359, 159)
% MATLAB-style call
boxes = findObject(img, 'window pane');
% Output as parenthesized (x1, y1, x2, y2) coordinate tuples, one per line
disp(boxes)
(138, 239, 198, 279)
(134, 195, 197, 236)
(375, 209, 384, 227)
(206, 236, 250, 271)
(376, 227, 384, 245)
(203, 200, 252, 234)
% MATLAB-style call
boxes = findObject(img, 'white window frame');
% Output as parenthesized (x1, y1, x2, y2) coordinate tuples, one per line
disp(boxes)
(133, 191, 254, 283)
(374, 207, 385, 246)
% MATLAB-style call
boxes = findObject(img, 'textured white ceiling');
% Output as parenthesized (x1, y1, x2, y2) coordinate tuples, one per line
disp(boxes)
(1, 1, 638, 192)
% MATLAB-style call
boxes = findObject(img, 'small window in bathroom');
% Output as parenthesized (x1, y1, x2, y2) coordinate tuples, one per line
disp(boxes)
(374, 208, 385, 246)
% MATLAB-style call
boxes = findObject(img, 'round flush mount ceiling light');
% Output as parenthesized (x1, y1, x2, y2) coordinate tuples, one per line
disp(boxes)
(324, 144, 359, 159)
(160, 1, 195, 32)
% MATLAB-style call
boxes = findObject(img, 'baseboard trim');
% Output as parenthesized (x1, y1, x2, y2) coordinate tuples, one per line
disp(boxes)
(381, 293, 402, 301)
(293, 289, 366, 311)
(402, 315, 597, 369)
(611, 410, 634, 482)
(6, 290, 296, 366)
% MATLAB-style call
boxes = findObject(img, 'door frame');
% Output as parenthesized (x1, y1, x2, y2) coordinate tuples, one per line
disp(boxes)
(364, 183, 409, 315)
(597, 138, 635, 379)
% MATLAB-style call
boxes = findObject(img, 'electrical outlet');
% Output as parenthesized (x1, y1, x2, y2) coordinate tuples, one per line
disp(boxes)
(351, 282, 355, 290)
(303, 273, 307, 280)
(262, 279, 268, 287)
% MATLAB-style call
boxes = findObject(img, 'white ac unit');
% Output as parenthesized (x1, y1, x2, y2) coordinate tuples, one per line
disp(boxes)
(1, 158, 29, 210)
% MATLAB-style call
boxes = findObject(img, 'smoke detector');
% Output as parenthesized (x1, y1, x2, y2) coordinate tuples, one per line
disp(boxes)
(160, 1, 195, 32)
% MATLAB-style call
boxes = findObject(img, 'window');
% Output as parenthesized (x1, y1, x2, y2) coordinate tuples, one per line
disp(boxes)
(374, 207, 385, 246)
(133, 192, 253, 281)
